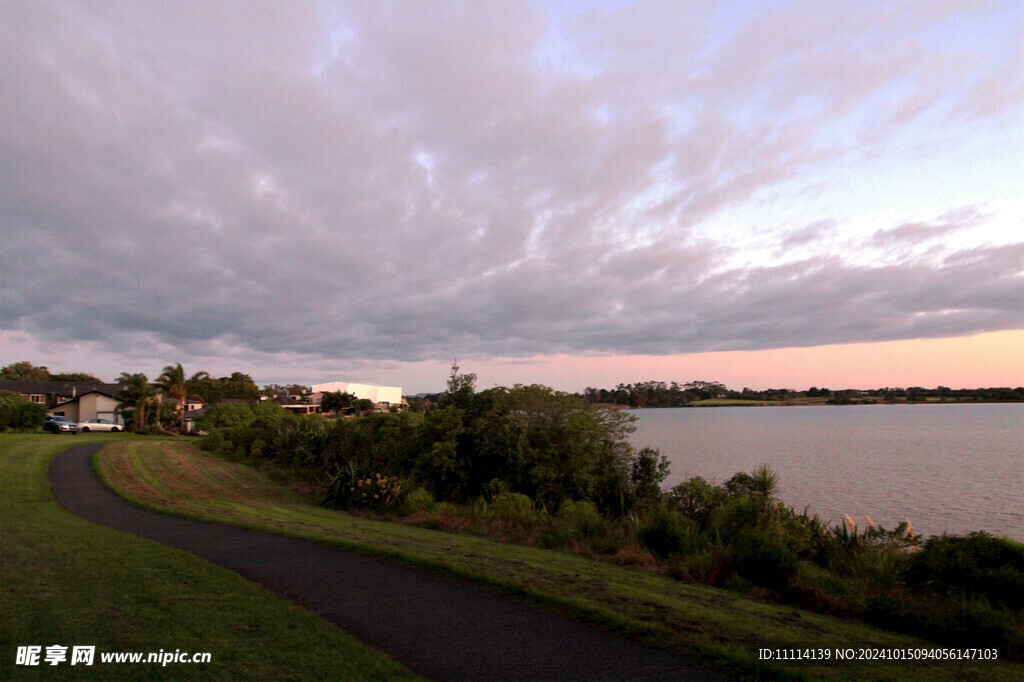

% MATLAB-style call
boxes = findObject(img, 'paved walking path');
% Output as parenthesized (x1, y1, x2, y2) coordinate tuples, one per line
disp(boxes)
(50, 443, 717, 681)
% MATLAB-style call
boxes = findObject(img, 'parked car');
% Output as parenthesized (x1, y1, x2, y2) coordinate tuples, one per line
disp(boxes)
(77, 418, 122, 432)
(44, 415, 78, 434)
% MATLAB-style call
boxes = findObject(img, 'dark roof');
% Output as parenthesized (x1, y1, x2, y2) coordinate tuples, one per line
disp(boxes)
(185, 405, 211, 419)
(273, 396, 314, 406)
(52, 388, 126, 406)
(0, 380, 126, 398)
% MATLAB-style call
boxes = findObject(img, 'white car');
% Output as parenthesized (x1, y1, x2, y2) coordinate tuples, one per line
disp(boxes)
(77, 418, 122, 432)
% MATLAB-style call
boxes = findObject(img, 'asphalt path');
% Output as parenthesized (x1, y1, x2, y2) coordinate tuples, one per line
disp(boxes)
(50, 443, 718, 681)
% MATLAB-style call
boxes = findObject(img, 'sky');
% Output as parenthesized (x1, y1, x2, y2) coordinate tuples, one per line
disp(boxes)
(1, 0, 1022, 394)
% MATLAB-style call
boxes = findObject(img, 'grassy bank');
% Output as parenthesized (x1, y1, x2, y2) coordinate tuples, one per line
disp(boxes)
(0, 434, 421, 681)
(94, 437, 1019, 680)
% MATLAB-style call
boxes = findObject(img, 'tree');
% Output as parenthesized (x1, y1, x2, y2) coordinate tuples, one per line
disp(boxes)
(261, 384, 286, 399)
(630, 447, 671, 509)
(157, 363, 187, 431)
(197, 402, 254, 431)
(185, 370, 218, 403)
(444, 359, 476, 409)
(0, 361, 51, 381)
(219, 372, 260, 401)
(427, 384, 642, 513)
(116, 372, 155, 431)
(50, 371, 101, 382)
(320, 391, 356, 414)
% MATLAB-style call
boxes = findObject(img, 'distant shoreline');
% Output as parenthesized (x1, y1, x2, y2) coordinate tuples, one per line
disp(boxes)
(608, 398, 1024, 409)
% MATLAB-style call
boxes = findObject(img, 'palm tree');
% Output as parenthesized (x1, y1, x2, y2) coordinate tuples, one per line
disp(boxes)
(115, 372, 154, 431)
(185, 370, 214, 403)
(157, 363, 187, 431)
(750, 463, 780, 500)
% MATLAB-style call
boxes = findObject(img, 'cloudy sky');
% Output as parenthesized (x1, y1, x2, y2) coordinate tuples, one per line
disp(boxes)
(1, 0, 1022, 393)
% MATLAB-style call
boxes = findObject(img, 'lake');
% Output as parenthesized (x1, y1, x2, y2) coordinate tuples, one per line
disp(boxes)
(627, 403, 1024, 541)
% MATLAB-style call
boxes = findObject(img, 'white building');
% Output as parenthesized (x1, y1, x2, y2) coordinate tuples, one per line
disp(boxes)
(311, 382, 404, 408)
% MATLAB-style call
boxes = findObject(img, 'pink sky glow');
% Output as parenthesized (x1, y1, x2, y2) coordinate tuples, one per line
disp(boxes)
(456, 331, 1024, 395)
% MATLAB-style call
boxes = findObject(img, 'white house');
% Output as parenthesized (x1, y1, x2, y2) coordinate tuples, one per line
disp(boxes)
(47, 388, 126, 425)
(311, 382, 404, 409)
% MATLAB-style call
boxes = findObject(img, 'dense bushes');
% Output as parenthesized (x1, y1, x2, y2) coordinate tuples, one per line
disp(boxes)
(655, 475, 1023, 658)
(197, 382, 1023, 660)
(201, 384, 667, 520)
(0, 395, 46, 432)
(908, 532, 1024, 609)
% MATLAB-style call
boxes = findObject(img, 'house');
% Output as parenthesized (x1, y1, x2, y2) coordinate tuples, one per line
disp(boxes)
(286, 385, 308, 398)
(311, 381, 405, 411)
(183, 405, 210, 434)
(272, 396, 320, 415)
(46, 388, 126, 425)
(0, 380, 129, 424)
(182, 395, 206, 413)
(0, 380, 125, 408)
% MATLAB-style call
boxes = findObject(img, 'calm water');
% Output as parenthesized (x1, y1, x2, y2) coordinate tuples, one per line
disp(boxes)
(628, 404, 1024, 540)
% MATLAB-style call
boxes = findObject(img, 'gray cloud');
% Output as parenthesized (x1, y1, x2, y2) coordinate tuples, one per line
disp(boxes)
(779, 219, 837, 251)
(872, 206, 993, 247)
(1, 1, 1021, 370)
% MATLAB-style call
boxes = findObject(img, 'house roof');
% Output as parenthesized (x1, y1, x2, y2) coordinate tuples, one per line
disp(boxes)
(273, 396, 314, 406)
(0, 380, 126, 398)
(52, 388, 126, 406)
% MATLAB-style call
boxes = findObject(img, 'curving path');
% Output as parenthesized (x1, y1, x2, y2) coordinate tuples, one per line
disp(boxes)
(50, 443, 717, 681)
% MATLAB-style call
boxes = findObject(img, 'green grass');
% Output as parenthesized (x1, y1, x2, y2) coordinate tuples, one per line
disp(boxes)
(92, 438, 1021, 681)
(0, 434, 421, 681)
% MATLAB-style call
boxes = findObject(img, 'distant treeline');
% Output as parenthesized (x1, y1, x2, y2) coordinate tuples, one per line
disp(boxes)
(578, 381, 1024, 407)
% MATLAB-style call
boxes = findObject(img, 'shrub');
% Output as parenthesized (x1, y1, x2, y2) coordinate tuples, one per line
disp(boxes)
(320, 460, 406, 512)
(668, 546, 731, 586)
(352, 473, 405, 511)
(908, 532, 1024, 609)
(669, 476, 726, 528)
(486, 492, 541, 542)
(0, 395, 46, 432)
(557, 499, 607, 544)
(709, 495, 762, 540)
(637, 508, 698, 559)
(537, 524, 568, 550)
(197, 402, 254, 431)
(201, 429, 228, 455)
(730, 530, 798, 592)
(851, 544, 912, 593)
(399, 487, 436, 515)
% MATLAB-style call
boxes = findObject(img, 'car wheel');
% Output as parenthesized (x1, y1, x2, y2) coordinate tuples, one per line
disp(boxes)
(111, 427, 119, 432)
(81, 427, 90, 432)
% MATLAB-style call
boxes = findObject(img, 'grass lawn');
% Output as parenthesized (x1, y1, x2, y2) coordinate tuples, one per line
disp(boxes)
(0, 434, 421, 681)
(92, 437, 1020, 681)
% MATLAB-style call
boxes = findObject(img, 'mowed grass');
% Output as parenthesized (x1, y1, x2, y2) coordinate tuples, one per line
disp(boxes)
(95, 439, 1021, 681)
(0, 434, 421, 681)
